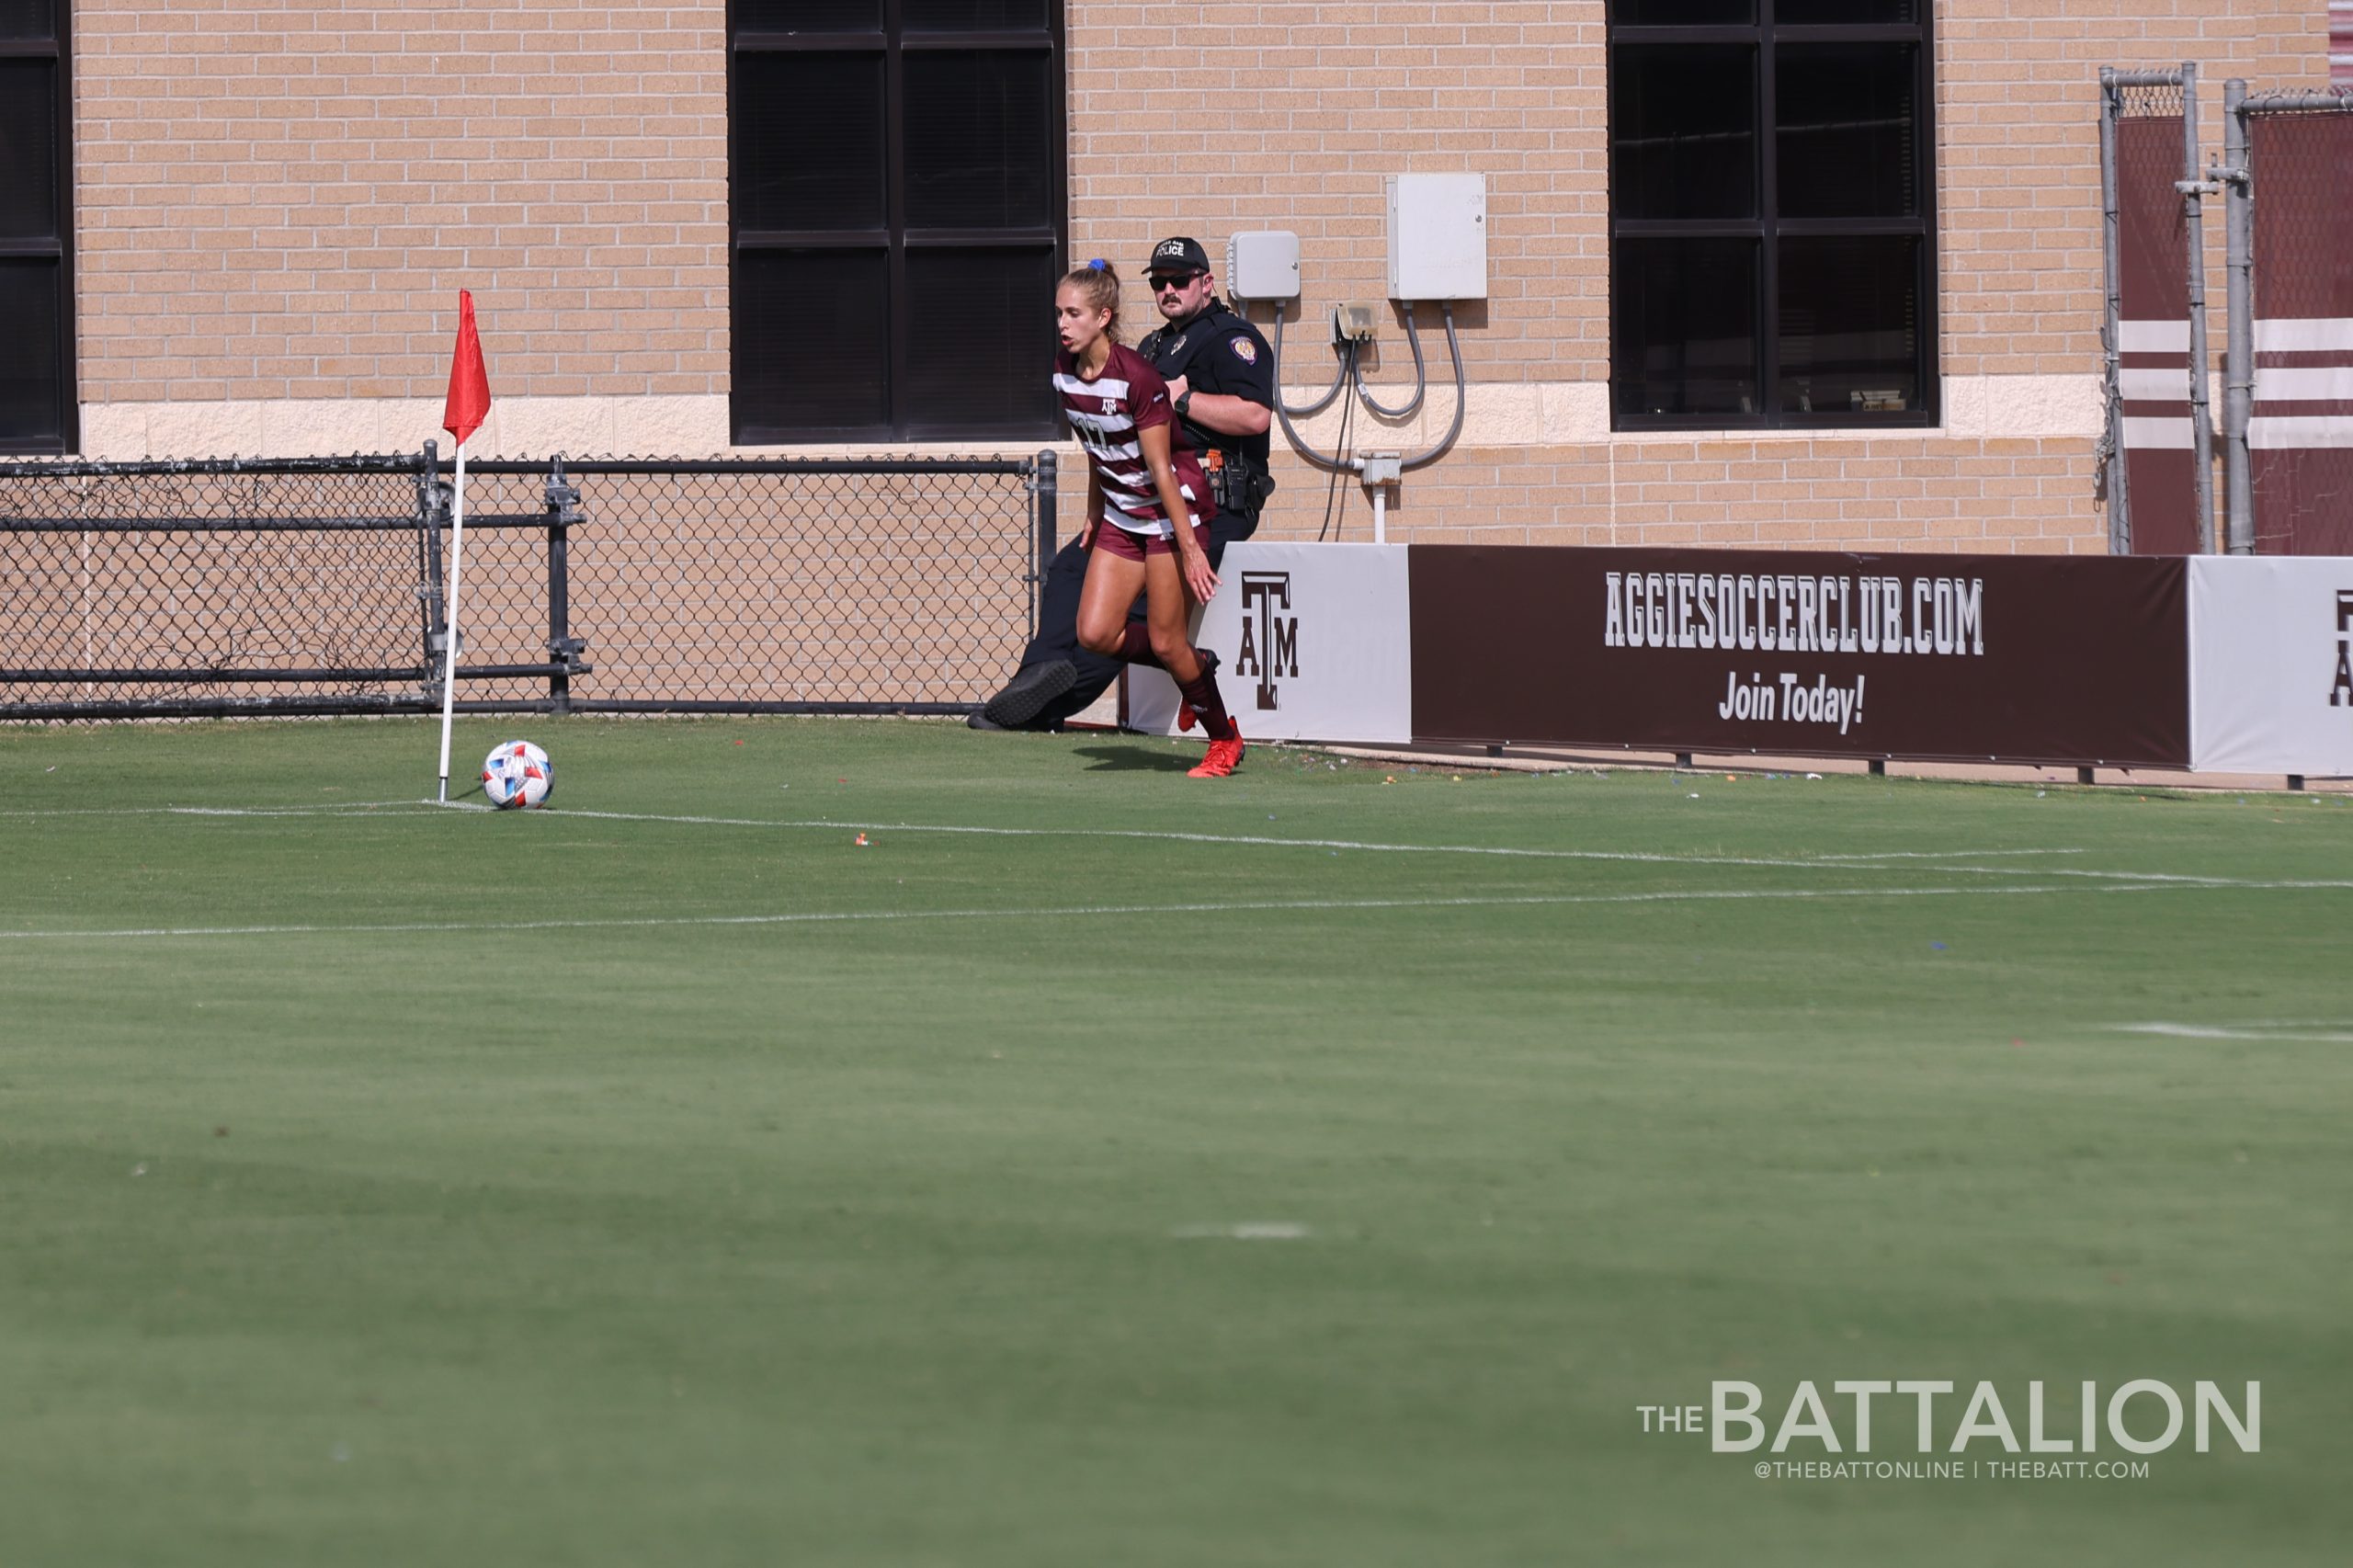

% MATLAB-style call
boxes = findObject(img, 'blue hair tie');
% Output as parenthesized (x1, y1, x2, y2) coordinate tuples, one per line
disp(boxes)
(1086, 258, 1108, 271)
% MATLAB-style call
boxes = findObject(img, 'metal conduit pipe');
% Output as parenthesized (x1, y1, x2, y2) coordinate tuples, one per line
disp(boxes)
(1267, 300, 1356, 474)
(1400, 304, 1467, 472)
(1351, 303, 1427, 420)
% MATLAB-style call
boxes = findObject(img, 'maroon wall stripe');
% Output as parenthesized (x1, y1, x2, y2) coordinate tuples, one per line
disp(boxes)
(2116, 117, 2189, 320)
(2114, 116, 2202, 555)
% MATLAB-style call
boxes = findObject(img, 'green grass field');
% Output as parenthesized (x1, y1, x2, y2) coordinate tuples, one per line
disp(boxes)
(2, 717, 2347, 1565)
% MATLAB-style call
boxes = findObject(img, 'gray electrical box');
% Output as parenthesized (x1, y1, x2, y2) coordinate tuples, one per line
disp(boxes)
(1227, 230, 1302, 301)
(1385, 174, 1487, 301)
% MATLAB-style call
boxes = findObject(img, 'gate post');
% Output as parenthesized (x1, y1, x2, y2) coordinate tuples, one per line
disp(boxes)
(418, 440, 450, 698)
(2177, 62, 2218, 554)
(1033, 449, 1058, 636)
(2097, 69, 2131, 551)
(543, 456, 585, 715)
(2220, 78, 2256, 555)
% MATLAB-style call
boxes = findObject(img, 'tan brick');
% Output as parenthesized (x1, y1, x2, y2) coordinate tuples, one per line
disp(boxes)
(61, 0, 2314, 558)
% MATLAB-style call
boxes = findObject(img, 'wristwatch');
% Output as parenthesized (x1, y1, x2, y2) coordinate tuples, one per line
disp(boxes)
(1174, 390, 1194, 419)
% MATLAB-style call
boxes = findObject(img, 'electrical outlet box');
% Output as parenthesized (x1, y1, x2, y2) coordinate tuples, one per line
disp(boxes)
(1385, 174, 1487, 301)
(1227, 230, 1302, 301)
(1333, 302, 1380, 344)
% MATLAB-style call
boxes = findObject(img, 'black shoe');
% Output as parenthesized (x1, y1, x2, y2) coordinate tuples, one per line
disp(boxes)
(967, 710, 1008, 731)
(981, 659, 1077, 729)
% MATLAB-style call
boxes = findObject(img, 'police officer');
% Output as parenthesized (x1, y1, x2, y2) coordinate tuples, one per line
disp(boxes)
(972, 236, 1276, 731)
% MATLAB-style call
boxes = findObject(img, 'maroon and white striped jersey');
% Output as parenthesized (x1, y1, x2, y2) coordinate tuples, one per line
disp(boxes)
(1054, 343, 1215, 537)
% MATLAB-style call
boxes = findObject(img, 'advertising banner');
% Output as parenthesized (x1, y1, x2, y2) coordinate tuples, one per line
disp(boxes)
(1410, 548, 2192, 767)
(2188, 556, 2353, 774)
(1128, 541, 1412, 743)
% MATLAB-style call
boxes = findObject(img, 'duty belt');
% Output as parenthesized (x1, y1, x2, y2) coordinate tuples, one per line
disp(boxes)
(1203, 449, 1275, 513)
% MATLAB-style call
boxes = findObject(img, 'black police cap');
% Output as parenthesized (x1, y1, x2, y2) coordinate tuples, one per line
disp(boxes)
(1144, 236, 1211, 279)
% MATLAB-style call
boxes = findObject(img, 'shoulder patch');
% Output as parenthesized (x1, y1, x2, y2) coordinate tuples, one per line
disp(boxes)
(1230, 336, 1259, 365)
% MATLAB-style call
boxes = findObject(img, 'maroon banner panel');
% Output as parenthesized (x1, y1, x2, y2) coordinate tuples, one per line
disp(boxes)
(2115, 115, 2200, 556)
(2248, 111, 2353, 557)
(1409, 548, 2191, 768)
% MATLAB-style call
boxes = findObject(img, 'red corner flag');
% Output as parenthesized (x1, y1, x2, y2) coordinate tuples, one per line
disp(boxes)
(442, 290, 493, 447)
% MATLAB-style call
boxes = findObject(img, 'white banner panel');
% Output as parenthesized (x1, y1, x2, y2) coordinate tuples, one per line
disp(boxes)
(1128, 541, 1412, 744)
(2188, 556, 2353, 774)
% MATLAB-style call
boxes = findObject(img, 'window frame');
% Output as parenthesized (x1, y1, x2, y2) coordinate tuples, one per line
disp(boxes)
(0, 2, 79, 456)
(1606, 5, 1939, 432)
(727, 1, 1068, 446)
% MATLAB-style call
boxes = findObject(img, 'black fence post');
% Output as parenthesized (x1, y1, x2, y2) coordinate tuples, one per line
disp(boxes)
(543, 456, 585, 716)
(1033, 449, 1057, 636)
(417, 440, 449, 701)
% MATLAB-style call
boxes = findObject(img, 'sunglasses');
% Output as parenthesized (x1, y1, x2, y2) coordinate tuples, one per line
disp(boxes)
(1148, 272, 1206, 291)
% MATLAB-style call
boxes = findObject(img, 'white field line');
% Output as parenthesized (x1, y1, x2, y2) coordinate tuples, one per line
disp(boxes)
(1940, 863, 2271, 887)
(1170, 1222, 1313, 1240)
(0, 800, 2086, 877)
(4, 877, 2345, 944)
(2109, 1022, 2353, 1043)
(549, 810, 2096, 877)
(6, 801, 2340, 891)
(0, 801, 439, 818)
(1810, 849, 2085, 860)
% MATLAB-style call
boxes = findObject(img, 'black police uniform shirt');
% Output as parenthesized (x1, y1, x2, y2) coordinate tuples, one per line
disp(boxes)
(1138, 302, 1275, 480)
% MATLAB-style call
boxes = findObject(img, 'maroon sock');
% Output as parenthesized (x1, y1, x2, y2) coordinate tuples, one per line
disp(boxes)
(1113, 622, 1161, 668)
(1178, 663, 1238, 741)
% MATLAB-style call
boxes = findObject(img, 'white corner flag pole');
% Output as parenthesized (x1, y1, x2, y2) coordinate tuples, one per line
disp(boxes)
(434, 439, 469, 803)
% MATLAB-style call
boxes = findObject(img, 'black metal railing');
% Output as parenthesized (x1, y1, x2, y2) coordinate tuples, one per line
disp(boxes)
(0, 448, 1058, 721)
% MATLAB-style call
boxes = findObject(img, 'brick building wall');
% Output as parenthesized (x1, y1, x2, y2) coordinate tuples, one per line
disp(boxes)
(73, 0, 731, 453)
(63, 1, 2334, 552)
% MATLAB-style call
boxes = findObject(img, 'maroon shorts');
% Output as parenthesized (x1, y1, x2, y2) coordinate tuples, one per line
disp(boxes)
(1092, 518, 1208, 562)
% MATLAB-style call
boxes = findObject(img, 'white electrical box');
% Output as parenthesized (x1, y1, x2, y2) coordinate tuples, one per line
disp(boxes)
(1385, 174, 1487, 301)
(1227, 230, 1302, 301)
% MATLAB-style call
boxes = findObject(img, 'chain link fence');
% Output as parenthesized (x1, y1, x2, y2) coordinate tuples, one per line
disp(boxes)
(2097, 65, 2213, 554)
(2222, 85, 2353, 556)
(0, 449, 1055, 721)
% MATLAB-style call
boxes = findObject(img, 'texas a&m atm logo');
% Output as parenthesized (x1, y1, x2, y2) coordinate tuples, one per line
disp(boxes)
(2330, 591, 2353, 709)
(1235, 572, 1299, 710)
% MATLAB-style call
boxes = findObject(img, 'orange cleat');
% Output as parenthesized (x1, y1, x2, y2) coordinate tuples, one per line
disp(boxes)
(1187, 732, 1246, 778)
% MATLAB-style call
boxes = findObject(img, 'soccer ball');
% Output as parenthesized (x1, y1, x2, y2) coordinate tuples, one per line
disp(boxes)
(482, 740, 555, 810)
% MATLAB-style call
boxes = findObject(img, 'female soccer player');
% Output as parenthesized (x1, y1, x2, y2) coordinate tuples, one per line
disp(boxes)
(1054, 261, 1245, 778)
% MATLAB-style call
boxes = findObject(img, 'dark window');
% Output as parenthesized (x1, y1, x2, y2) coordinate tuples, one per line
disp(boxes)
(1608, 1, 1936, 428)
(1614, 237, 1760, 419)
(731, 2, 1063, 443)
(904, 0, 1049, 28)
(735, 1, 881, 28)
(0, 3, 74, 452)
(1777, 0, 1915, 22)
(1612, 45, 1756, 221)
(1614, 0, 1754, 20)
(1775, 42, 1918, 220)
(733, 250, 892, 434)
(733, 52, 887, 233)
